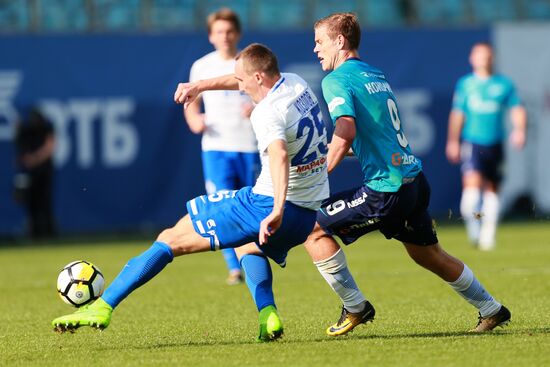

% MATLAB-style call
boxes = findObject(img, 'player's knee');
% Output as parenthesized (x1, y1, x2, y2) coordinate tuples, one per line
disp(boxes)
(406, 243, 444, 268)
(157, 227, 180, 250)
(304, 223, 326, 245)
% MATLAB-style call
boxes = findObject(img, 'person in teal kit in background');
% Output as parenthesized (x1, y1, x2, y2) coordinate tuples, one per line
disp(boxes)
(446, 42, 527, 251)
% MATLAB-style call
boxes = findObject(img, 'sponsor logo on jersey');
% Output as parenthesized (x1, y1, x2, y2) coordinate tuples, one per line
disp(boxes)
(296, 156, 327, 174)
(360, 71, 385, 79)
(328, 97, 345, 112)
(391, 152, 418, 166)
(488, 84, 505, 97)
(468, 95, 500, 113)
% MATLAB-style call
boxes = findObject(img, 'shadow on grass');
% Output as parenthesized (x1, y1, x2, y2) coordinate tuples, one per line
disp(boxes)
(305, 326, 550, 343)
(93, 326, 550, 350)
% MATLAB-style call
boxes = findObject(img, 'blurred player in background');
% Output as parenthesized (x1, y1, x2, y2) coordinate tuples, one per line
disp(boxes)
(184, 8, 259, 284)
(446, 42, 527, 251)
(302, 13, 511, 335)
(53, 44, 330, 342)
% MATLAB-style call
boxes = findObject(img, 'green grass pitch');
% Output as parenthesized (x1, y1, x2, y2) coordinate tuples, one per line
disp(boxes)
(1, 221, 549, 366)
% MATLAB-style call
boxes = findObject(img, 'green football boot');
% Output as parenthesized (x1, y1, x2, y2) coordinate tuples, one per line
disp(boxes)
(257, 305, 284, 342)
(52, 298, 113, 333)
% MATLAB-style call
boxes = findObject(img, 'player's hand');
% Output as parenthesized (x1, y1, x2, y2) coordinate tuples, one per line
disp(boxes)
(510, 128, 526, 150)
(174, 82, 200, 109)
(446, 141, 461, 164)
(259, 210, 283, 245)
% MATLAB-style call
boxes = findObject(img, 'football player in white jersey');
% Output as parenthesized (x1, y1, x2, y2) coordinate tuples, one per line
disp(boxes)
(185, 8, 259, 285)
(52, 44, 330, 342)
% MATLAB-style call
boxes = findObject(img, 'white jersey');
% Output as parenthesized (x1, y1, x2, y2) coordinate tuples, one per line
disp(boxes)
(189, 51, 257, 152)
(252, 73, 330, 210)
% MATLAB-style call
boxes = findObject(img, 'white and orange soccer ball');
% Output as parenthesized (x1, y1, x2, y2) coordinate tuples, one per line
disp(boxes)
(56, 261, 105, 307)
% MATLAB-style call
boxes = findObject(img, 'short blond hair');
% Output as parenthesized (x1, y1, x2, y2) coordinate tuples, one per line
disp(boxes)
(236, 43, 280, 77)
(314, 12, 361, 50)
(207, 8, 241, 34)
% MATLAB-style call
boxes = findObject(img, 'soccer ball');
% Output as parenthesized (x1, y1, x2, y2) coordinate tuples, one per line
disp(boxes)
(57, 261, 105, 307)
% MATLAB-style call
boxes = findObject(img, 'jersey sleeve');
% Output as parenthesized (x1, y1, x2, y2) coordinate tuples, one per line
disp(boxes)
(321, 75, 355, 124)
(451, 78, 467, 113)
(252, 105, 286, 153)
(189, 60, 200, 82)
(505, 80, 522, 108)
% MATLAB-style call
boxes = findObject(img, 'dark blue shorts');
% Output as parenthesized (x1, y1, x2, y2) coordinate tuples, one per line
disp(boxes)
(186, 186, 317, 267)
(460, 142, 503, 183)
(317, 172, 438, 246)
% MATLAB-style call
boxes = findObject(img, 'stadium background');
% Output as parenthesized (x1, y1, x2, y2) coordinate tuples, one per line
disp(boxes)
(1, 0, 549, 237)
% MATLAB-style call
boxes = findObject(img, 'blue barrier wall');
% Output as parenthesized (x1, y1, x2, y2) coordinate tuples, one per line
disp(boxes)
(0, 28, 489, 235)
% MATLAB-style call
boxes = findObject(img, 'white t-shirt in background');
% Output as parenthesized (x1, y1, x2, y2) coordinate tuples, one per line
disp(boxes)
(189, 51, 257, 152)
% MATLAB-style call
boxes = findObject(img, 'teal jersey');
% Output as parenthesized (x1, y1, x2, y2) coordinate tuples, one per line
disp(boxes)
(452, 73, 521, 146)
(322, 58, 422, 192)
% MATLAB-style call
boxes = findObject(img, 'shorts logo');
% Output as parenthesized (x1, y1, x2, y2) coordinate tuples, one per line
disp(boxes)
(339, 218, 379, 234)
(328, 97, 345, 112)
(206, 219, 216, 229)
(347, 192, 368, 208)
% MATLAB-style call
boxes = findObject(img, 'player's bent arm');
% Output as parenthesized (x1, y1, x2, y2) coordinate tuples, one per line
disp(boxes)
(259, 139, 289, 245)
(174, 74, 238, 107)
(183, 96, 206, 134)
(327, 116, 356, 173)
(23, 134, 55, 168)
(446, 110, 465, 164)
(510, 105, 527, 149)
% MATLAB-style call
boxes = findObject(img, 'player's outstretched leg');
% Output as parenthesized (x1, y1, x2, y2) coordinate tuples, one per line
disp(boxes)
(257, 305, 283, 342)
(52, 298, 113, 333)
(404, 243, 511, 332)
(52, 241, 174, 333)
(52, 215, 210, 333)
(239, 253, 283, 341)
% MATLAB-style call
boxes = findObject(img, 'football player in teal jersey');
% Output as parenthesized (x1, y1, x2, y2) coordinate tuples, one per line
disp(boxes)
(446, 42, 527, 251)
(302, 13, 511, 335)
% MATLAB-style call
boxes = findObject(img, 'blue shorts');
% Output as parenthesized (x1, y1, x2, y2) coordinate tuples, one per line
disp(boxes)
(317, 172, 438, 246)
(460, 142, 503, 183)
(202, 151, 260, 193)
(186, 186, 316, 266)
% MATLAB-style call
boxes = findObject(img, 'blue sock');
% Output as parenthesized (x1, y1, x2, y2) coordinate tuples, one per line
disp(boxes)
(222, 248, 241, 272)
(102, 241, 174, 308)
(240, 254, 275, 311)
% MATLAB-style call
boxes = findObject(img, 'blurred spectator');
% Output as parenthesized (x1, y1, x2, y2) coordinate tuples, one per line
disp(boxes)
(446, 42, 527, 251)
(14, 108, 57, 239)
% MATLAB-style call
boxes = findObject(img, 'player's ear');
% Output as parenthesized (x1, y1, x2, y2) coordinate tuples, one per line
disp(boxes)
(254, 72, 262, 85)
(336, 34, 346, 50)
